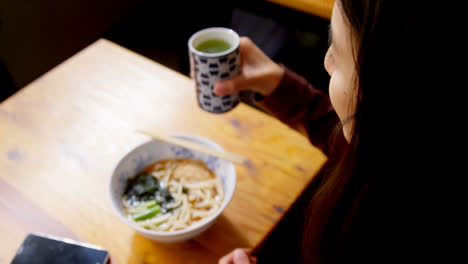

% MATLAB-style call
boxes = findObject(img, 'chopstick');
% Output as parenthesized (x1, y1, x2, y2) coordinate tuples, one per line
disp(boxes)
(136, 130, 248, 165)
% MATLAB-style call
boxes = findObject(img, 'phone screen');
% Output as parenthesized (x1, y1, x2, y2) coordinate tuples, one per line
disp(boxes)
(11, 234, 109, 264)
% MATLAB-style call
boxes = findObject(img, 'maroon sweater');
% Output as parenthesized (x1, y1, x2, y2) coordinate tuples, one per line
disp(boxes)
(254, 67, 341, 263)
(258, 66, 340, 155)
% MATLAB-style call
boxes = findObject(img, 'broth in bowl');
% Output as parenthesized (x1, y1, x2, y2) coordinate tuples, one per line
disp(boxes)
(122, 159, 224, 232)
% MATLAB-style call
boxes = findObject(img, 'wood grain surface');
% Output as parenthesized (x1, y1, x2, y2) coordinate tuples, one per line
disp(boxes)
(266, 0, 334, 19)
(0, 39, 327, 263)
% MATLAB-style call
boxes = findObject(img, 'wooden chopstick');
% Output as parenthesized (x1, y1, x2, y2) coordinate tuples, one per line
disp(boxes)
(136, 130, 248, 165)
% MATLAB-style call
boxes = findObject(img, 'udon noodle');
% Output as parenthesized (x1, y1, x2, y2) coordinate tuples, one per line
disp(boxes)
(122, 159, 224, 232)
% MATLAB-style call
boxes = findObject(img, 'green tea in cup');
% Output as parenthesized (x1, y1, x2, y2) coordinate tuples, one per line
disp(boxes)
(188, 27, 241, 113)
(195, 38, 231, 53)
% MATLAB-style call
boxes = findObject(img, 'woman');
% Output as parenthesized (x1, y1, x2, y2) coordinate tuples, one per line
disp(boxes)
(218, 0, 451, 263)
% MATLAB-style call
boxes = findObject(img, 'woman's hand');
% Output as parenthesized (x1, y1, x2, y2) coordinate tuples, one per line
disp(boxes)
(214, 37, 284, 97)
(218, 248, 258, 264)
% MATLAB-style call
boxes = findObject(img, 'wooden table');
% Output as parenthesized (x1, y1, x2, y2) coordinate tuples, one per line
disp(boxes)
(0, 39, 326, 263)
(266, 0, 334, 19)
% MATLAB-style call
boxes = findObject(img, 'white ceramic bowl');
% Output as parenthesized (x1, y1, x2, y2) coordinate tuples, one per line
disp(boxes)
(109, 134, 236, 243)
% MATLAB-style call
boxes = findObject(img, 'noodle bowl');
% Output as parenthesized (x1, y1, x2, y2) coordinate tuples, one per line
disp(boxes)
(122, 159, 224, 232)
(110, 134, 236, 242)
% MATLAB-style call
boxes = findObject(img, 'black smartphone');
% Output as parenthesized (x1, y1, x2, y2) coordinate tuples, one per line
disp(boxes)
(11, 233, 110, 264)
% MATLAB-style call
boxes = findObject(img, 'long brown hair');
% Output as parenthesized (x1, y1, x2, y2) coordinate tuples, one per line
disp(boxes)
(301, 1, 448, 263)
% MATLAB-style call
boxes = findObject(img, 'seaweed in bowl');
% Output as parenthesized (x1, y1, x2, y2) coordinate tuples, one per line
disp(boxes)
(124, 172, 177, 218)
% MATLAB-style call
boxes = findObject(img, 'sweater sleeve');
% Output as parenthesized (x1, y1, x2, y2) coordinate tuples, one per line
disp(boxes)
(256, 66, 340, 153)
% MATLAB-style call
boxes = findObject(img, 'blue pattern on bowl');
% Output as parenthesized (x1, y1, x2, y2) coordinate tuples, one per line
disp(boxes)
(169, 146, 221, 178)
(170, 146, 195, 159)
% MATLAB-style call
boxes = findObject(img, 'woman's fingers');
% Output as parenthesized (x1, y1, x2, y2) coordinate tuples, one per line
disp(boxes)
(219, 248, 256, 264)
(232, 249, 251, 264)
(214, 75, 250, 95)
(214, 36, 283, 96)
(218, 253, 233, 264)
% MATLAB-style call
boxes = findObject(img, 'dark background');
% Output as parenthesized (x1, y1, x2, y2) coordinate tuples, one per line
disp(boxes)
(0, 0, 330, 102)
